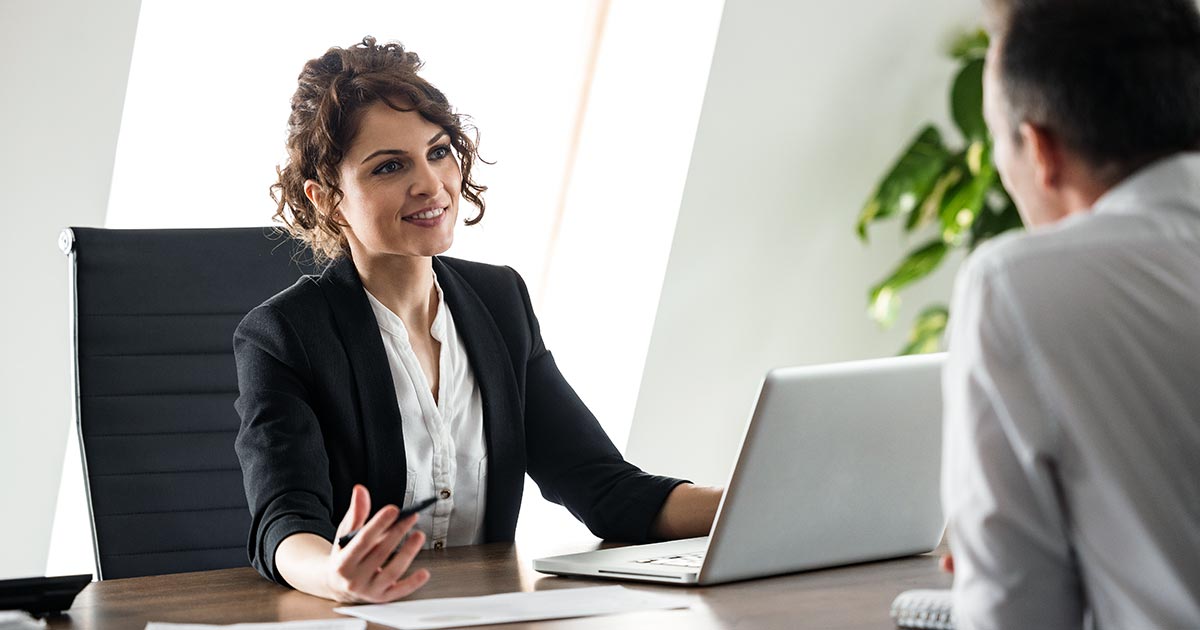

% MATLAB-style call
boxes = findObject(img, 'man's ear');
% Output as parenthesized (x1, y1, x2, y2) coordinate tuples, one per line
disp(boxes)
(1018, 121, 1063, 190)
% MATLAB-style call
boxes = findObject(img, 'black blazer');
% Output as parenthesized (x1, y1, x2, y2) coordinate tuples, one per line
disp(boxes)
(233, 255, 685, 585)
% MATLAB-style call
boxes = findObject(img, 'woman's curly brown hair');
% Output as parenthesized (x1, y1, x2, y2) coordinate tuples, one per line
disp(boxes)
(271, 36, 487, 265)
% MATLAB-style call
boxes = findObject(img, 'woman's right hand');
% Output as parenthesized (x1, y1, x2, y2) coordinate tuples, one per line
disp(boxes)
(324, 484, 430, 603)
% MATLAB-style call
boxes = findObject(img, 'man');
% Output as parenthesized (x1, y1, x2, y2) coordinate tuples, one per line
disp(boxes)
(941, 0, 1200, 628)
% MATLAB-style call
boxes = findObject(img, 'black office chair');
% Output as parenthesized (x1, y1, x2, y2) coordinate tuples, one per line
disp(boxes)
(60, 227, 319, 579)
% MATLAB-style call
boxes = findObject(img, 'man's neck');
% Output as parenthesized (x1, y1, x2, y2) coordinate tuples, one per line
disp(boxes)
(1048, 156, 1128, 222)
(1059, 185, 1106, 219)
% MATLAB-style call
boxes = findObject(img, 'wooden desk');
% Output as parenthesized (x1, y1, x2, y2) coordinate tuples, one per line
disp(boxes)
(47, 541, 950, 629)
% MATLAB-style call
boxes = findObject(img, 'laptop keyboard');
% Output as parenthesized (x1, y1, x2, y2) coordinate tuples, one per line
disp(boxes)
(632, 551, 706, 568)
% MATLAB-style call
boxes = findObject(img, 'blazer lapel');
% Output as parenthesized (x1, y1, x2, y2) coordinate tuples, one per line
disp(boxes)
(316, 257, 409, 509)
(434, 258, 526, 541)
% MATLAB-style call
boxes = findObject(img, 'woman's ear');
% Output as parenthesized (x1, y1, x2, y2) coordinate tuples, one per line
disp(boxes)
(304, 179, 345, 225)
(303, 179, 325, 210)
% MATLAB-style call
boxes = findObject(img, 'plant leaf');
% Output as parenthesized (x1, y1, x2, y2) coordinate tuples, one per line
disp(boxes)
(939, 147, 995, 245)
(868, 239, 950, 327)
(857, 125, 950, 241)
(949, 29, 989, 61)
(899, 304, 950, 355)
(965, 139, 987, 176)
(906, 165, 962, 233)
(969, 184, 1025, 249)
(951, 58, 987, 142)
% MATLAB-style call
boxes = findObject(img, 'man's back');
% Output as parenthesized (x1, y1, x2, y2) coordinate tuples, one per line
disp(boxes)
(942, 153, 1200, 629)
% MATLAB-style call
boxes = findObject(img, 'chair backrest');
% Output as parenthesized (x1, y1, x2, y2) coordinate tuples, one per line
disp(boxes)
(61, 227, 319, 579)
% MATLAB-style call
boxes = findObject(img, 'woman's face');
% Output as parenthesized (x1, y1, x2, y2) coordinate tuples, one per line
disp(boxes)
(325, 101, 462, 261)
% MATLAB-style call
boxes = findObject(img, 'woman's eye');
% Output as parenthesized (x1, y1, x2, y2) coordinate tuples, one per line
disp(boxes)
(430, 145, 452, 160)
(373, 160, 402, 175)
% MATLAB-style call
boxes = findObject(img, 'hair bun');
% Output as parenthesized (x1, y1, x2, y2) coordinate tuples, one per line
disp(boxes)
(318, 52, 343, 74)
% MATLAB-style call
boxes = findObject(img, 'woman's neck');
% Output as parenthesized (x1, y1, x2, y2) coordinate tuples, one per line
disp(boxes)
(353, 251, 438, 329)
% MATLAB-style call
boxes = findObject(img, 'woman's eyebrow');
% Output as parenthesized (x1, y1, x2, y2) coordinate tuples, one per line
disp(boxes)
(360, 133, 446, 164)
(361, 148, 406, 164)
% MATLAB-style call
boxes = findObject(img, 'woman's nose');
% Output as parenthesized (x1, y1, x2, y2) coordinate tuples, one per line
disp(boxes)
(409, 160, 442, 197)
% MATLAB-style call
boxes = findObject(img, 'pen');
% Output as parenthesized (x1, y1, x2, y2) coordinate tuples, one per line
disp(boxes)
(337, 496, 439, 548)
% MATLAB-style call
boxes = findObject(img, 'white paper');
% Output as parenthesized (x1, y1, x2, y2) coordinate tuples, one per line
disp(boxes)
(334, 585, 691, 630)
(0, 610, 47, 630)
(145, 620, 365, 630)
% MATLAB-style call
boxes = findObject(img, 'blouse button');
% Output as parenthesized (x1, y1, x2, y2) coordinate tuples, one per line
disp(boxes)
(440, 488, 452, 499)
(434, 541, 445, 550)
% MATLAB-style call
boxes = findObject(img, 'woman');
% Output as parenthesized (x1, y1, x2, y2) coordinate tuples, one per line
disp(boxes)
(233, 37, 721, 604)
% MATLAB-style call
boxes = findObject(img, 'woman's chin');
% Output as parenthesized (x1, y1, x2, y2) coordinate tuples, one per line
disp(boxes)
(426, 232, 455, 256)
(412, 239, 454, 259)
(351, 238, 454, 261)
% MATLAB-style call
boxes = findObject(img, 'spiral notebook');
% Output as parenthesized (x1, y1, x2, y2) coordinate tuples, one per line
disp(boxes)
(890, 589, 955, 629)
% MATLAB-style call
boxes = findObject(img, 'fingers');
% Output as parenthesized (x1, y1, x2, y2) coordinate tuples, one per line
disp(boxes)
(380, 568, 431, 602)
(333, 522, 428, 604)
(326, 487, 430, 604)
(340, 505, 400, 567)
(939, 553, 955, 574)
(371, 526, 425, 588)
(361, 513, 419, 572)
(337, 484, 371, 539)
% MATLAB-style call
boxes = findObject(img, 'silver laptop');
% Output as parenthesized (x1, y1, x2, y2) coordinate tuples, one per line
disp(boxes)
(533, 353, 946, 585)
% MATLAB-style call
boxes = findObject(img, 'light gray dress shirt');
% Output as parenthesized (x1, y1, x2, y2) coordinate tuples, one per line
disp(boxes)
(942, 153, 1200, 629)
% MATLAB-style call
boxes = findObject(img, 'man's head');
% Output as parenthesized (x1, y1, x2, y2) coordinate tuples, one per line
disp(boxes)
(983, 0, 1200, 227)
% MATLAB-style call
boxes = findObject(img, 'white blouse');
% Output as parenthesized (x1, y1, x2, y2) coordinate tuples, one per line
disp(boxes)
(365, 275, 487, 550)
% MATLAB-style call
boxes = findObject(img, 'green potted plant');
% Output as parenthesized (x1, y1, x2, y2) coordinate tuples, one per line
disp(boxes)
(857, 30, 1024, 354)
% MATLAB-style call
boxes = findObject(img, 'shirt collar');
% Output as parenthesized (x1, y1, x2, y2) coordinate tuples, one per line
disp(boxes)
(364, 271, 449, 344)
(430, 274, 448, 344)
(1091, 151, 1200, 217)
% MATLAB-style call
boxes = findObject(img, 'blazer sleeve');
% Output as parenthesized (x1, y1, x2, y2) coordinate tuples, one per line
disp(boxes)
(233, 303, 338, 586)
(511, 268, 688, 542)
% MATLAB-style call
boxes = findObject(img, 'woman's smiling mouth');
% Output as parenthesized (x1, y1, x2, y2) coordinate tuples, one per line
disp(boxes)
(402, 206, 447, 226)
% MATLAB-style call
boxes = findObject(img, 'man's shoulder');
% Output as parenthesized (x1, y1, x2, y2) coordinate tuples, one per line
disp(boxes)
(971, 221, 1076, 268)
(958, 211, 1187, 342)
(954, 224, 1108, 340)
(957, 230, 1037, 295)
(964, 214, 1121, 286)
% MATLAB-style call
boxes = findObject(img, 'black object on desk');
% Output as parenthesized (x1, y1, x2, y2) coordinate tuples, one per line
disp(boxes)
(0, 574, 92, 617)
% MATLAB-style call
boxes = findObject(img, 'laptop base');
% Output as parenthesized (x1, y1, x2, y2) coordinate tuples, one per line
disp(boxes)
(533, 537, 707, 585)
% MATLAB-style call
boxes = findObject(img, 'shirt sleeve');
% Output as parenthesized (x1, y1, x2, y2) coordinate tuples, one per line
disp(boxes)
(233, 303, 338, 587)
(941, 254, 1086, 630)
(508, 267, 689, 543)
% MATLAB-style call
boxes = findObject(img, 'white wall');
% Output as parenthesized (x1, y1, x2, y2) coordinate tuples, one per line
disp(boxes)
(626, 0, 981, 485)
(0, 0, 142, 578)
